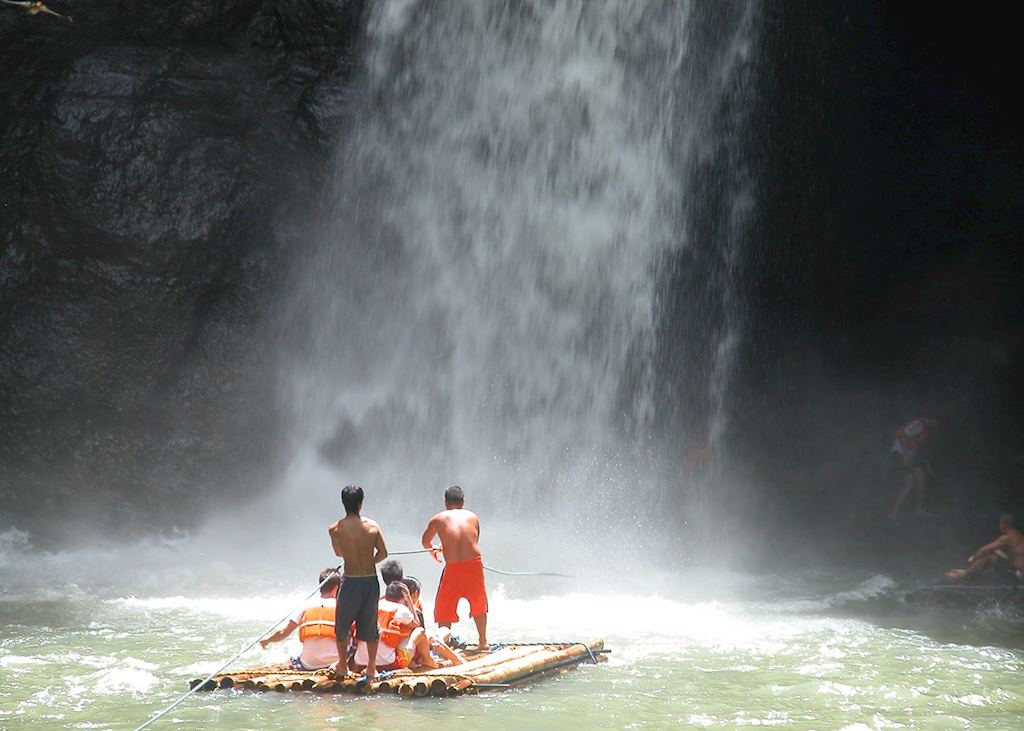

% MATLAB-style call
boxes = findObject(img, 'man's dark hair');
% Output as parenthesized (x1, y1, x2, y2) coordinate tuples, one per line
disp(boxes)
(444, 484, 465, 506)
(381, 559, 404, 585)
(384, 580, 407, 602)
(341, 484, 364, 514)
(1001, 514, 1017, 530)
(319, 568, 341, 594)
(401, 576, 420, 596)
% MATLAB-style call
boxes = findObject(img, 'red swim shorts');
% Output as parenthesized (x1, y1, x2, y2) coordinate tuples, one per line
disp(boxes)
(434, 556, 488, 624)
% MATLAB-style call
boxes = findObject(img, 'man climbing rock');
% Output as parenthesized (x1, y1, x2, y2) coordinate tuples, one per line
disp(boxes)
(888, 416, 939, 521)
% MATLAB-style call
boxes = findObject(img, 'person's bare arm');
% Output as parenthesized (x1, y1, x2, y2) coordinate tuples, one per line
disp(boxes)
(421, 515, 440, 550)
(259, 619, 299, 648)
(970, 535, 1008, 562)
(373, 523, 388, 564)
(395, 584, 420, 624)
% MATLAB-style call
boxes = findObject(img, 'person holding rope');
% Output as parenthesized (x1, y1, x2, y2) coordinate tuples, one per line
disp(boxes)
(328, 484, 389, 682)
(421, 485, 490, 650)
(258, 568, 340, 670)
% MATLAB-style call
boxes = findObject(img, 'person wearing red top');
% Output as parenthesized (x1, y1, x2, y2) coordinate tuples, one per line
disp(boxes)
(888, 417, 939, 521)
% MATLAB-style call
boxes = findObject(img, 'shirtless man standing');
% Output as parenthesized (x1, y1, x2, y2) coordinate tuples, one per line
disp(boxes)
(421, 485, 489, 649)
(328, 485, 389, 682)
(946, 514, 1024, 584)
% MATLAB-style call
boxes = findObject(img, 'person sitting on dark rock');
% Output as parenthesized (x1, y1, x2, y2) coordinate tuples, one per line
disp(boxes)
(946, 514, 1024, 584)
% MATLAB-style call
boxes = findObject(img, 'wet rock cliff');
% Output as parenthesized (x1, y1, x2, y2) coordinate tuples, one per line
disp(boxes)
(0, 0, 364, 538)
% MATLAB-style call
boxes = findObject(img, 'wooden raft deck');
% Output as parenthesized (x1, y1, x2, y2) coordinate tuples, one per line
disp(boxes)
(190, 640, 605, 698)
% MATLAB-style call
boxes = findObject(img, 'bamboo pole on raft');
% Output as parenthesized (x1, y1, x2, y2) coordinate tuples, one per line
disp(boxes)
(403, 642, 602, 697)
(390, 646, 544, 696)
(459, 641, 603, 687)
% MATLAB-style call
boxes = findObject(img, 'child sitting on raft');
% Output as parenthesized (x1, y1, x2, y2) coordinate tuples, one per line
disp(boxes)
(401, 576, 464, 668)
(350, 581, 465, 674)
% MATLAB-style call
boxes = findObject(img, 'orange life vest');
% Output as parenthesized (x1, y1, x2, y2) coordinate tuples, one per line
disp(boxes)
(298, 604, 336, 642)
(378, 602, 414, 649)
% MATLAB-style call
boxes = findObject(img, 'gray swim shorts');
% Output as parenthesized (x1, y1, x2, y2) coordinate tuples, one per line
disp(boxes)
(335, 575, 380, 642)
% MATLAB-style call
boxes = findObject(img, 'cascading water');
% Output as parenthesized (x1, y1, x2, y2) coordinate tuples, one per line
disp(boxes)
(277, 0, 757, 547)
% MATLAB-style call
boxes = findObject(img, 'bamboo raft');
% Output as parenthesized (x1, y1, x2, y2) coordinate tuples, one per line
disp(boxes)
(190, 640, 605, 698)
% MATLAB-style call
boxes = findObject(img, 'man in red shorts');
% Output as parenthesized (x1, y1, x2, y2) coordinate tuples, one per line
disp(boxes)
(421, 485, 489, 649)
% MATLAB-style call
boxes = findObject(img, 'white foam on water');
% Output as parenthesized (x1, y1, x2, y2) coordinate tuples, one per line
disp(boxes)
(114, 594, 309, 621)
(91, 660, 160, 695)
(741, 575, 899, 614)
(0, 654, 47, 669)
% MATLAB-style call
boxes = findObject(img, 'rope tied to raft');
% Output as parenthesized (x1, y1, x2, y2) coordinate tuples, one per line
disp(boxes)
(132, 565, 343, 731)
(388, 547, 573, 578)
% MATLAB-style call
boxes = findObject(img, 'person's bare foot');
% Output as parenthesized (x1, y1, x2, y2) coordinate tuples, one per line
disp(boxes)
(945, 569, 967, 580)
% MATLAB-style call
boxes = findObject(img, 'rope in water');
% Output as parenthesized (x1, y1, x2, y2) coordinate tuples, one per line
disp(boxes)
(132, 565, 343, 731)
(389, 547, 573, 577)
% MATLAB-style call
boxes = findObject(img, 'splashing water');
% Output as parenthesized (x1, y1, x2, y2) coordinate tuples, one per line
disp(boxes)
(3, 539, 1024, 730)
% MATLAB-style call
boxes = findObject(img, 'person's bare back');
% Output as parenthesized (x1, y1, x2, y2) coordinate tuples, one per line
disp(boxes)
(424, 508, 481, 562)
(421, 485, 489, 648)
(329, 514, 387, 576)
(1005, 529, 1024, 570)
(328, 485, 388, 682)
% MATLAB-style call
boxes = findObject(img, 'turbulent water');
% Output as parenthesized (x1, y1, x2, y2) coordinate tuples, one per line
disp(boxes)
(3, 531, 1024, 730)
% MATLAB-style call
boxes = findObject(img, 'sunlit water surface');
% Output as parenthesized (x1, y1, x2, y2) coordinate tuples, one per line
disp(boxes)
(2, 533, 1023, 730)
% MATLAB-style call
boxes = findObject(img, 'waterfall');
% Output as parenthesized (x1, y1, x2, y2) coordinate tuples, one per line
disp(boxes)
(278, 0, 757, 540)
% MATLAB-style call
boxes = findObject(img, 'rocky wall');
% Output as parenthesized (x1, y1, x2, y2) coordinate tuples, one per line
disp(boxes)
(0, 0, 365, 540)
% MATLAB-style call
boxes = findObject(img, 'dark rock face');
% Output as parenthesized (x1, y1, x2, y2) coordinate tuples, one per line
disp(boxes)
(0, 0, 365, 540)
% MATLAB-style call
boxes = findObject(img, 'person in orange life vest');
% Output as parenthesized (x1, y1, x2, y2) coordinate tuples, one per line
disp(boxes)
(400, 575, 426, 629)
(421, 485, 490, 649)
(380, 560, 427, 631)
(399, 576, 464, 668)
(259, 568, 340, 670)
(352, 581, 426, 672)
(888, 417, 939, 521)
